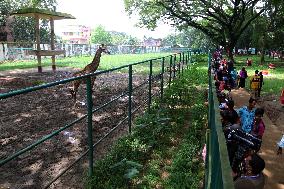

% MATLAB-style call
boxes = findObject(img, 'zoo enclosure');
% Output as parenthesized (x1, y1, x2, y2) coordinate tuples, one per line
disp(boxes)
(0, 41, 204, 61)
(0, 51, 194, 188)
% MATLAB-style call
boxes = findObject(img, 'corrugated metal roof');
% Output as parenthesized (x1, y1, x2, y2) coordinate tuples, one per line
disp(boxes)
(11, 8, 75, 20)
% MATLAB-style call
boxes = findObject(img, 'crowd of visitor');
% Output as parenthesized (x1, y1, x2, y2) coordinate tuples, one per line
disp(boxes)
(209, 49, 284, 189)
(212, 50, 266, 189)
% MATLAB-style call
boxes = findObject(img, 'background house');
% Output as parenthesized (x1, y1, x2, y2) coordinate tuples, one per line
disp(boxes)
(60, 24, 91, 44)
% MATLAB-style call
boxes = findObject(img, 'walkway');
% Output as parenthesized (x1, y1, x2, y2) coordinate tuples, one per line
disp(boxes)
(230, 88, 284, 189)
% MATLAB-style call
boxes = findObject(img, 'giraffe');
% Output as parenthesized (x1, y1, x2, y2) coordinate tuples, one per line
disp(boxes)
(70, 44, 110, 101)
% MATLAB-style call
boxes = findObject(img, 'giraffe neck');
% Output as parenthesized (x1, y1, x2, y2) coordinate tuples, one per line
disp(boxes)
(91, 49, 103, 69)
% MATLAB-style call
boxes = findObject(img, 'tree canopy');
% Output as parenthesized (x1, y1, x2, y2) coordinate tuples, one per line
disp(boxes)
(91, 25, 140, 45)
(0, 0, 57, 43)
(124, 0, 267, 61)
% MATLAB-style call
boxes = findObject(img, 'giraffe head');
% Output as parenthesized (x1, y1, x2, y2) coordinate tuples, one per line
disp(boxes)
(100, 44, 110, 54)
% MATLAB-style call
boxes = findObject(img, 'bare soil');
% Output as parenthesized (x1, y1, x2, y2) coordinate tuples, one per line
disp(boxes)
(231, 88, 284, 189)
(0, 67, 162, 189)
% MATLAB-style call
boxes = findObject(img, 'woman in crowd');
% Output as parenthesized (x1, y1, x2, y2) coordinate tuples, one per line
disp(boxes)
(239, 67, 248, 88)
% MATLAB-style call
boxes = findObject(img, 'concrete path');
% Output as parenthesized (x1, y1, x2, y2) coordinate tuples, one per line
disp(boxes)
(230, 88, 284, 189)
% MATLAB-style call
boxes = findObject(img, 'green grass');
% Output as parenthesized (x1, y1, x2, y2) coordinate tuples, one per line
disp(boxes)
(0, 53, 172, 72)
(233, 55, 284, 96)
(86, 57, 208, 188)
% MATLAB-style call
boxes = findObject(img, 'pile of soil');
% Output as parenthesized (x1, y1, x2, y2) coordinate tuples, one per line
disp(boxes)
(0, 67, 163, 188)
(258, 94, 284, 126)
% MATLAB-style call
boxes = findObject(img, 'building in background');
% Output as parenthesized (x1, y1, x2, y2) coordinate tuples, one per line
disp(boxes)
(59, 25, 91, 44)
(143, 37, 162, 47)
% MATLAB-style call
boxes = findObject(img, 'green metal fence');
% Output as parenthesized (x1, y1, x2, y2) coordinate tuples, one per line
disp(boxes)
(205, 52, 234, 189)
(0, 51, 195, 188)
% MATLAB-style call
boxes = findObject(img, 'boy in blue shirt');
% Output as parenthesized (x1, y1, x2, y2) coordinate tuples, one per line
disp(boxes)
(237, 97, 257, 133)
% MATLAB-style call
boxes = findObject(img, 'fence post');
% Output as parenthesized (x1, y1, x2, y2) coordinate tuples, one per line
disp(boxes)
(178, 53, 181, 77)
(169, 55, 173, 88)
(161, 57, 165, 100)
(186, 54, 189, 69)
(148, 60, 153, 112)
(181, 52, 184, 75)
(128, 65, 133, 133)
(173, 54, 176, 78)
(86, 76, 94, 177)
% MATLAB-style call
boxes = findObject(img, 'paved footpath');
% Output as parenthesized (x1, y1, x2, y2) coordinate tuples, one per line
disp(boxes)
(230, 88, 284, 189)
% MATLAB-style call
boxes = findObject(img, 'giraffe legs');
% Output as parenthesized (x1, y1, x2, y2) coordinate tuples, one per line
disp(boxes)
(91, 76, 96, 92)
(70, 80, 80, 101)
(70, 76, 96, 102)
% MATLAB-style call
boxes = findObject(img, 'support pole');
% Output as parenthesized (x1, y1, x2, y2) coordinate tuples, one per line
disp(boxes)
(86, 77, 94, 177)
(148, 60, 153, 112)
(50, 18, 56, 71)
(128, 65, 133, 133)
(35, 15, 42, 73)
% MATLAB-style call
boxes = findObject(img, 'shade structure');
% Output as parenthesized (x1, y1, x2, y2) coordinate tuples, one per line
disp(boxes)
(11, 7, 75, 20)
(11, 8, 75, 72)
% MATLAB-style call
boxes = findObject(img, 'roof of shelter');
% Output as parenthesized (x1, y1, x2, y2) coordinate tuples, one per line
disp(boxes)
(11, 7, 75, 20)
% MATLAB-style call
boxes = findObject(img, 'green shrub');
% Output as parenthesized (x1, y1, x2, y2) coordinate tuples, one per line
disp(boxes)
(87, 61, 208, 189)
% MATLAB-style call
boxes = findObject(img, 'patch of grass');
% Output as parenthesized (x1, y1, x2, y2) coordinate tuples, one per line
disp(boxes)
(0, 53, 172, 72)
(234, 55, 284, 96)
(86, 56, 208, 189)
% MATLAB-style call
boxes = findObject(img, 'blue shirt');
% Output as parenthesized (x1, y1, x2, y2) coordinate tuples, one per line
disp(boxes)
(278, 135, 284, 148)
(237, 106, 255, 133)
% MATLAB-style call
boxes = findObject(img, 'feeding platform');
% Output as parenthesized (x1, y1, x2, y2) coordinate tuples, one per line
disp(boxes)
(11, 8, 75, 72)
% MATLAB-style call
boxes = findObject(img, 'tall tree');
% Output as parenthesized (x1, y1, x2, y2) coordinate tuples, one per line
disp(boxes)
(162, 28, 214, 49)
(91, 25, 112, 45)
(124, 0, 266, 62)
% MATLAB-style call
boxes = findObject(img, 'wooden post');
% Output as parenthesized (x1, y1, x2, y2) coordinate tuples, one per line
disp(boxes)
(35, 15, 42, 73)
(50, 17, 56, 71)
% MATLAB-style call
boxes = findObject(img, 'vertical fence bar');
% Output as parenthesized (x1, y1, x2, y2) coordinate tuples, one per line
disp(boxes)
(186, 54, 189, 69)
(181, 52, 184, 75)
(128, 65, 133, 133)
(178, 53, 181, 76)
(86, 76, 94, 177)
(169, 55, 172, 88)
(161, 57, 165, 100)
(148, 60, 153, 112)
(185, 54, 187, 69)
(173, 54, 176, 78)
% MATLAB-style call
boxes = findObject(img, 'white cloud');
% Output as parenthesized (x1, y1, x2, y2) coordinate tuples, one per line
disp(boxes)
(55, 0, 174, 39)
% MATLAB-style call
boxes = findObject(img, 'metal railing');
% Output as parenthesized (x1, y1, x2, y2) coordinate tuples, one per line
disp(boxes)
(205, 52, 234, 189)
(0, 50, 196, 188)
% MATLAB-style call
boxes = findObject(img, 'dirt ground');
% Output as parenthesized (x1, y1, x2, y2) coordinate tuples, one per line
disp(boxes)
(230, 88, 284, 189)
(0, 67, 163, 189)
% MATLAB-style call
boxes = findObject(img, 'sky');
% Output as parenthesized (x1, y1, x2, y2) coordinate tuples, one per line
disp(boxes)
(55, 0, 175, 39)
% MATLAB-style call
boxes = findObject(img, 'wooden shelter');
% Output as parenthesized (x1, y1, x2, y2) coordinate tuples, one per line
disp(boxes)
(11, 8, 75, 72)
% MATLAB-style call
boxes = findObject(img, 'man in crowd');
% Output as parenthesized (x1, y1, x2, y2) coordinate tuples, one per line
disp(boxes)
(237, 97, 257, 133)
(234, 153, 265, 189)
(250, 70, 261, 98)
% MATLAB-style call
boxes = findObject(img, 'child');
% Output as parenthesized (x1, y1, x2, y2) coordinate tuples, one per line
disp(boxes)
(238, 67, 248, 88)
(246, 58, 252, 66)
(250, 70, 260, 98)
(251, 108, 265, 139)
(277, 135, 284, 155)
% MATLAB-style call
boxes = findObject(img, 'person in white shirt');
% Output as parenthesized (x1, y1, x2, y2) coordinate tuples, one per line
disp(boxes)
(277, 134, 284, 155)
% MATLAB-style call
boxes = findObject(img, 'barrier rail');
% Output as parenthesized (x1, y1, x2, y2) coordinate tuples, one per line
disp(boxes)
(0, 51, 195, 188)
(205, 52, 234, 189)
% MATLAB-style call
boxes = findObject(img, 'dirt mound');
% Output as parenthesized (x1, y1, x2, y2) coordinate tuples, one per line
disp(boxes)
(0, 67, 160, 188)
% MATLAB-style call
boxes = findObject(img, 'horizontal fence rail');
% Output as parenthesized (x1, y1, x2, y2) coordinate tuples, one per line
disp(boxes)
(206, 52, 234, 189)
(0, 42, 207, 61)
(0, 50, 205, 188)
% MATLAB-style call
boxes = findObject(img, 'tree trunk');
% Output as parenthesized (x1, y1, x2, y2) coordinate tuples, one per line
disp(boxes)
(226, 41, 236, 64)
(260, 49, 265, 65)
(259, 34, 265, 64)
